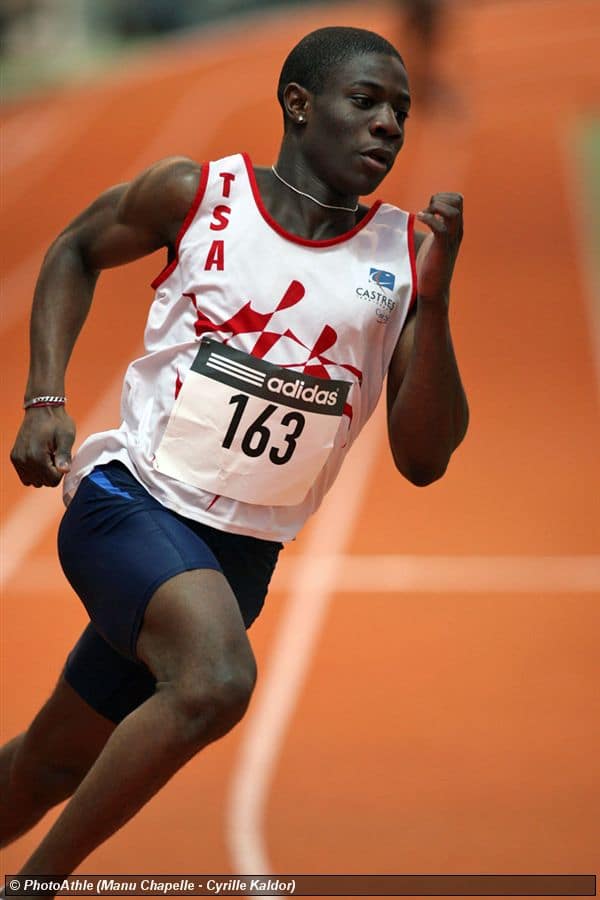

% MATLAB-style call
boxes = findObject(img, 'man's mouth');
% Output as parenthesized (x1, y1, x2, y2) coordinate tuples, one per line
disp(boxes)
(360, 147, 394, 173)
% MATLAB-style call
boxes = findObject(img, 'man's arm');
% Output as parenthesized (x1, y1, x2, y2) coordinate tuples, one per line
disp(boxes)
(10, 156, 201, 488)
(386, 192, 469, 486)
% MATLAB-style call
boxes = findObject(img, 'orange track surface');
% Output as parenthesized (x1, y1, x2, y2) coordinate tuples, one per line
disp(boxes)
(2, 0, 599, 887)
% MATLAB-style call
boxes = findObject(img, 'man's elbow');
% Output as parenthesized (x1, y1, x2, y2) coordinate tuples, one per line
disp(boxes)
(401, 460, 448, 487)
(47, 232, 99, 280)
(389, 446, 449, 486)
(388, 409, 469, 487)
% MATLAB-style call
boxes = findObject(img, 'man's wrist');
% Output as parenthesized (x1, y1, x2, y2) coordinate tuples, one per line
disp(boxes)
(24, 395, 67, 410)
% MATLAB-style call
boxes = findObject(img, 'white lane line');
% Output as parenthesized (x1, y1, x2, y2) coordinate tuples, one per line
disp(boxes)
(226, 408, 384, 878)
(10, 553, 600, 595)
(275, 554, 600, 594)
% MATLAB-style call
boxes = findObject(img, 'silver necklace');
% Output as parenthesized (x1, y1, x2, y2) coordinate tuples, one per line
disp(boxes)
(271, 165, 358, 213)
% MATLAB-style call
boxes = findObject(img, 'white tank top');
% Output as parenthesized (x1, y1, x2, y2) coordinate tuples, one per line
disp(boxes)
(63, 153, 417, 542)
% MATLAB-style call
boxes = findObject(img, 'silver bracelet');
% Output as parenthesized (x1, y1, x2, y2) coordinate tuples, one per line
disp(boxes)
(23, 395, 67, 409)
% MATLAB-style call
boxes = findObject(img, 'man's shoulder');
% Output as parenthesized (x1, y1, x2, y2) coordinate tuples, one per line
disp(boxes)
(121, 157, 203, 243)
(128, 156, 202, 205)
(149, 155, 202, 197)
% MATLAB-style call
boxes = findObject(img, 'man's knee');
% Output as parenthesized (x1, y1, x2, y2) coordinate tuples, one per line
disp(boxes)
(139, 568, 260, 745)
(164, 655, 257, 746)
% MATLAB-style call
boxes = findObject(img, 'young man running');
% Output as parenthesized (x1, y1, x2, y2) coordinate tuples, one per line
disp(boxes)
(4, 26, 468, 878)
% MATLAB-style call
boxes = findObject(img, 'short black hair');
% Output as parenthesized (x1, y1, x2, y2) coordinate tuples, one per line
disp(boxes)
(277, 26, 404, 112)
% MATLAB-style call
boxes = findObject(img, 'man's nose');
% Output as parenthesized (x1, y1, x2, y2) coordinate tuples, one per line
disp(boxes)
(370, 104, 402, 138)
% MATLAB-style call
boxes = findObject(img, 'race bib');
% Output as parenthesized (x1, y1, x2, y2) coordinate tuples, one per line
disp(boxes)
(154, 339, 351, 506)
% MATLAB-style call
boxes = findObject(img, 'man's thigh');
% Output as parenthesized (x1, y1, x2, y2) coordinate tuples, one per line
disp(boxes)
(136, 568, 255, 689)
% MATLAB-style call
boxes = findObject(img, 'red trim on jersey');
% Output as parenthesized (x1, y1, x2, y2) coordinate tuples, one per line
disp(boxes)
(205, 494, 221, 512)
(242, 153, 382, 248)
(407, 212, 418, 309)
(151, 163, 209, 289)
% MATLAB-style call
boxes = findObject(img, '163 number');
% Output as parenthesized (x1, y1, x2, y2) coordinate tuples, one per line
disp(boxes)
(222, 394, 305, 465)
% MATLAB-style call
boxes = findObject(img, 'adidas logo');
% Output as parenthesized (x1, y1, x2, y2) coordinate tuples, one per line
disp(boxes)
(266, 377, 339, 407)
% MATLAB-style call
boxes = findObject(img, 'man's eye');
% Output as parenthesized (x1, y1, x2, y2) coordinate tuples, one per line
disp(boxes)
(352, 95, 373, 108)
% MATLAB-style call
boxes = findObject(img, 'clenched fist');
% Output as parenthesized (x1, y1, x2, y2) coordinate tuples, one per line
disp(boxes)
(416, 192, 464, 305)
(11, 406, 75, 488)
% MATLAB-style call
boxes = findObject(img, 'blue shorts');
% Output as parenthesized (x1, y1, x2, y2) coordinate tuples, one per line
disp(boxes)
(59, 462, 282, 723)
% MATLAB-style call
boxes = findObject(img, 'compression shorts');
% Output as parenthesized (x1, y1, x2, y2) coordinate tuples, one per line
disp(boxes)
(59, 462, 282, 722)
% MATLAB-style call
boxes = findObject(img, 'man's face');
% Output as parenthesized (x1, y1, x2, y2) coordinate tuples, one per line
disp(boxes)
(302, 52, 410, 197)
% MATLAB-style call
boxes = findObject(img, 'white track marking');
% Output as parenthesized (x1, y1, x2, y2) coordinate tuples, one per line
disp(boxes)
(227, 408, 385, 877)
(226, 537, 598, 883)
(275, 554, 600, 594)
(10, 552, 600, 596)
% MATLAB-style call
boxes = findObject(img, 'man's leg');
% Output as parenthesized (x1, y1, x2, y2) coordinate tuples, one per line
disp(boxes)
(17, 567, 255, 877)
(0, 677, 114, 848)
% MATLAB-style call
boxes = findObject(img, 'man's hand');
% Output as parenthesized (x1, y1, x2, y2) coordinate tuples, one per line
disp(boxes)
(416, 192, 464, 305)
(10, 407, 76, 488)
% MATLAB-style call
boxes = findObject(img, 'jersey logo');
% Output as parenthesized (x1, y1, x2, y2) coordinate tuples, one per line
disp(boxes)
(369, 268, 396, 291)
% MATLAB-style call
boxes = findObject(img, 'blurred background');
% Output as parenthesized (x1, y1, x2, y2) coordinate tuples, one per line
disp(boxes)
(1, 0, 599, 887)
(1, 0, 316, 96)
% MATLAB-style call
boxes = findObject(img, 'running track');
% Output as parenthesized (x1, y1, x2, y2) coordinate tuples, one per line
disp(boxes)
(1, 0, 599, 885)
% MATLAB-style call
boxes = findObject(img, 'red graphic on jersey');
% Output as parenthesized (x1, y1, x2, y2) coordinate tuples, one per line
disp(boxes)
(184, 279, 361, 424)
(175, 369, 183, 399)
(187, 280, 304, 347)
